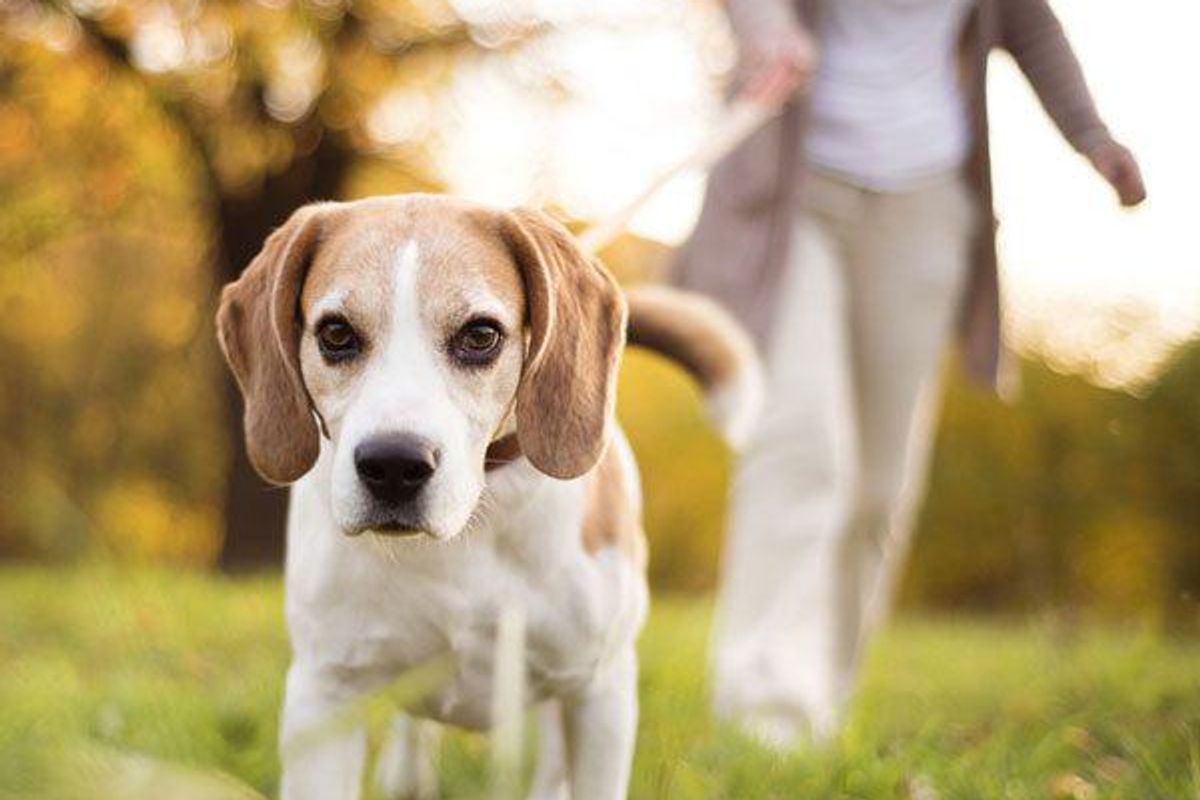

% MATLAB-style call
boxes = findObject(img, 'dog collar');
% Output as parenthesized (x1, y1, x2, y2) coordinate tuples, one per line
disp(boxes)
(484, 433, 522, 471)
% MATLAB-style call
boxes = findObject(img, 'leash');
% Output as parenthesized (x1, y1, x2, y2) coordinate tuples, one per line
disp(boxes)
(575, 96, 781, 257)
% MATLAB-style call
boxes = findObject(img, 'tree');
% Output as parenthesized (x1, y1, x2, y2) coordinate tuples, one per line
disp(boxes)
(1141, 339, 1200, 617)
(5, 0, 540, 567)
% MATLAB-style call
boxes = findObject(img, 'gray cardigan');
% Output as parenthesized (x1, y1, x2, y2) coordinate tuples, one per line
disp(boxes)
(672, 0, 1116, 387)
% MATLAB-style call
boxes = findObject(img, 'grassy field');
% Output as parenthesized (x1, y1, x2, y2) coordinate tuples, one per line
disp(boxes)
(0, 566, 1197, 799)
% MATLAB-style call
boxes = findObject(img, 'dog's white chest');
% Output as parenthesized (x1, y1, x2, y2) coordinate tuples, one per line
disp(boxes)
(285, 464, 646, 730)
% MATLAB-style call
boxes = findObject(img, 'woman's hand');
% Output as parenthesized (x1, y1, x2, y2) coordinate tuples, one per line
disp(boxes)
(740, 26, 818, 108)
(1086, 140, 1147, 207)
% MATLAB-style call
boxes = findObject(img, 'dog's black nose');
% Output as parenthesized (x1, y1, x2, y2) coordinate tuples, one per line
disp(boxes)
(354, 434, 439, 504)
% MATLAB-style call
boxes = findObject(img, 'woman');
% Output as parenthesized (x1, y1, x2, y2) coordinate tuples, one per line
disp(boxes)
(676, 0, 1146, 745)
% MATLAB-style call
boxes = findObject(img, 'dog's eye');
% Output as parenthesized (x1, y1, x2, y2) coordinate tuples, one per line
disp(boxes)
(316, 317, 361, 363)
(450, 319, 503, 366)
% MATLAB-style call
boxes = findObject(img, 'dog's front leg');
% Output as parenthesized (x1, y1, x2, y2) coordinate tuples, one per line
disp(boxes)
(529, 700, 569, 800)
(279, 662, 368, 800)
(562, 648, 638, 800)
(373, 713, 441, 800)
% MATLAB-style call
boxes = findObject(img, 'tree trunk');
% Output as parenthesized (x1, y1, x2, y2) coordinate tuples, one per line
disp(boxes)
(218, 378, 291, 570)
(216, 130, 349, 570)
(214, 199, 291, 571)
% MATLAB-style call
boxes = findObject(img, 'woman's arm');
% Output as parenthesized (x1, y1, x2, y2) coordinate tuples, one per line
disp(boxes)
(724, 0, 817, 105)
(725, 0, 799, 50)
(1000, 0, 1145, 205)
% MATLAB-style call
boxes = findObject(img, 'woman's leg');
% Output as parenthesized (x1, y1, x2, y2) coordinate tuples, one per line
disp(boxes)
(833, 176, 975, 701)
(710, 195, 859, 744)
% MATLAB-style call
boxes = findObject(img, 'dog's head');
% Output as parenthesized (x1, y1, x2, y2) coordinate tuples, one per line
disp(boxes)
(216, 195, 626, 540)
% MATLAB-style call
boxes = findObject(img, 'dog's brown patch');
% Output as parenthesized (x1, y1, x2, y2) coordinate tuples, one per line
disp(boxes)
(217, 203, 336, 484)
(496, 209, 627, 480)
(582, 443, 647, 569)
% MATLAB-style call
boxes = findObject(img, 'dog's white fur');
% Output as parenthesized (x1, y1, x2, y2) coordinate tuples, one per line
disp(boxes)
(216, 196, 760, 799)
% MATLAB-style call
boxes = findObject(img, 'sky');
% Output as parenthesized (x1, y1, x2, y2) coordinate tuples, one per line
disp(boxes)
(440, 0, 1197, 389)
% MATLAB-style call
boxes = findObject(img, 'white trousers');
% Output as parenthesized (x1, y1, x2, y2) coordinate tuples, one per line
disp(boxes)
(710, 170, 974, 740)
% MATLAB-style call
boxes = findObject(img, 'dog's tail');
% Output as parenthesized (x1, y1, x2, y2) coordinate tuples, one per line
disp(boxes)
(625, 284, 764, 450)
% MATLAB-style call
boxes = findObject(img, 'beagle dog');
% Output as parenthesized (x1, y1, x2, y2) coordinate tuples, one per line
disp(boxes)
(216, 194, 761, 800)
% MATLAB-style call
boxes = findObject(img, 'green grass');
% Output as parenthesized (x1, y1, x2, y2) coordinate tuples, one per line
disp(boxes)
(0, 566, 1197, 799)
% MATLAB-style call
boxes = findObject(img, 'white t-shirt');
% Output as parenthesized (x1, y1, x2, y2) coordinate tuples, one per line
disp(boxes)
(805, 0, 976, 192)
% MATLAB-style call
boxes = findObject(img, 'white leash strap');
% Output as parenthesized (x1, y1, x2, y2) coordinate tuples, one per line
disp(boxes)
(576, 97, 780, 257)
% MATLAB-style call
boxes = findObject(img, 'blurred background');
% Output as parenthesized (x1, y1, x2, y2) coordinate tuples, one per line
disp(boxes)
(0, 0, 1196, 623)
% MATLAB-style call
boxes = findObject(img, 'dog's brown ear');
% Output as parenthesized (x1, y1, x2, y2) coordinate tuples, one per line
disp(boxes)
(501, 208, 627, 480)
(216, 204, 332, 485)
